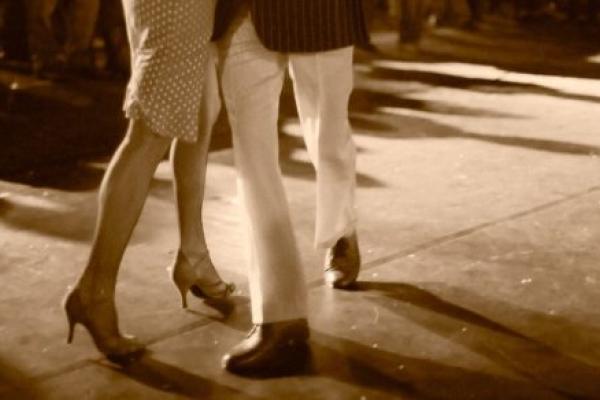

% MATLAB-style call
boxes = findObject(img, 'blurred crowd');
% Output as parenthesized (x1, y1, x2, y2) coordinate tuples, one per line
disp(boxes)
(378, 0, 600, 43)
(0, 0, 598, 80)
(0, 0, 128, 79)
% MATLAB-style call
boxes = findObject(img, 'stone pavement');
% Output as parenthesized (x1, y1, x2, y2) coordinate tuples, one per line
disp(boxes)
(2, 19, 600, 400)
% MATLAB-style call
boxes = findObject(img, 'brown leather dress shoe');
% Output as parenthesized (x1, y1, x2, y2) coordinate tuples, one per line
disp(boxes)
(324, 232, 361, 289)
(222, 319, 310, 376)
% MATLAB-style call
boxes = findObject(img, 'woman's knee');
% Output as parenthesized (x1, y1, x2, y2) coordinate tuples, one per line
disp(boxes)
(123, 118, 171, 161)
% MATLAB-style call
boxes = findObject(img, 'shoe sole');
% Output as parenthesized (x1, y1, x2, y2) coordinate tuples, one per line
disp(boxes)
(225, 342, 312, 378)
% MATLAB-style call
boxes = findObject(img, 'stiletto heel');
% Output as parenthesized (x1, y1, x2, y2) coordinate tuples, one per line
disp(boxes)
(173, 270, 192, 309)
(63, 287, 146, 363)
(66, 317, 75, 344)
(170, 251, 235, 308)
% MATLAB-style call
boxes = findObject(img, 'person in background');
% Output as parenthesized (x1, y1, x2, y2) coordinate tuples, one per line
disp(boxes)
(567, 0, 600, 23)
(25, 0, 99, 77)
(62, 0, 100, 73)
(96, 0, 129, 76)
(0, 0, 7, 59)
(0, 0, 29, 61)
(399, 0, 428, 43)
(465, 0, 484, 29)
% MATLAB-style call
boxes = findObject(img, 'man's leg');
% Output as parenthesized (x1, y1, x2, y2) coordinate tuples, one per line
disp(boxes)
(289, 47, 360, 288)
(288, 47, 357, 249)
(219, 16, 307, 325)
(25, 0, 60, 73)
(97, 0, 129, 75)
(217, 14, 309, 375)
(65, 0, 100, 53)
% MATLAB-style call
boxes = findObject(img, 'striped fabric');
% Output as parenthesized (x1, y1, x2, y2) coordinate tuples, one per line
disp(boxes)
(212, 0, 369, 53)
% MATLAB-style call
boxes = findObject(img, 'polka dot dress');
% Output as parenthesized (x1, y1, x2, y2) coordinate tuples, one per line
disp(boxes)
(122, 0, 216, 142)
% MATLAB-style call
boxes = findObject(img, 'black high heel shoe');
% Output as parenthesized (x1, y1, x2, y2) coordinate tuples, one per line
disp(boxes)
(64, 287, 146, 364)
(170, 251, 235, 308)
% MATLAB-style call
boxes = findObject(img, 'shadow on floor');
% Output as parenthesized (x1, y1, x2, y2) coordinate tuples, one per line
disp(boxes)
(212, 297, 568, 399)
(0, 359, 40, 400)
(0, 154, 175, 197)
(357, 281, 600, 399)
(423, 22, 600, 81)
(361, 64, 600, 106)
(0, 167, 173, 243)
(308, 331, 564, 400)
(351, 87, 530, 120)
(111, 356, 263, 400)
(120, 312, 562, 399)
(348, 106, 600, 157)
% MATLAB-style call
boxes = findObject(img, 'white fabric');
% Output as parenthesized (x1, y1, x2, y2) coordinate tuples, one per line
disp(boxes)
(218, 15, 357, 323)
(288, 48, 358, 249)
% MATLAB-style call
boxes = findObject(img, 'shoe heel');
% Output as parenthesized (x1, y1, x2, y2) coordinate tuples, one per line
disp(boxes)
(67, 317, 76, 344)
(172, 265, 192, 309)
(171, 250, 233, 305)
(174, 279, 190, 309)
(64, 291, 80, 344)
(62, 286, 146, 362)
(171, 252, 198, 309)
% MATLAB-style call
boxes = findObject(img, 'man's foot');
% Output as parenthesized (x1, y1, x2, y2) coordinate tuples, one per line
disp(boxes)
(324, 232, 361, 289)
(222, 319, 310, 376)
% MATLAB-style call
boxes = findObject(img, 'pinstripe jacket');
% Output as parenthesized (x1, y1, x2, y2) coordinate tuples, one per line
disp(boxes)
(212, 0, 369, 53)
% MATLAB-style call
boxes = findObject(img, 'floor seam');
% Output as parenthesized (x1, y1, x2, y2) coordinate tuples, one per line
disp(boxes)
(309, 183, 600, 289)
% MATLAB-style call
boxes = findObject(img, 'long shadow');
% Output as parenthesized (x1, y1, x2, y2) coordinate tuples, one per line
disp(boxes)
(0, 359, 40, 400)
(424, 28, 600, 80)
(376, 15, 600, 81)
(307, 331, 566, 400)
(109, 355, 262, 400)
(349, 115, 399, 133)
(218, 313, 565, 399)
(358, 281, 600, 399)
(0, 168, 173, 242)
(0, 157, 175, 198)
(356, 282, 529, 340)
(351, 88, 528, 119)
(0, 161, 107, 192)
(0, 194, 95, 242)
(348, 104, 600, 157)
(364, 65, 600, 105)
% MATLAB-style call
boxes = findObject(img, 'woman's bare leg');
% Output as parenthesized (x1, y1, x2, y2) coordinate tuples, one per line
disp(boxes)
(77, 118, 171, 301)
(170, 61, 221, 262)
(167, 61, 234, 302)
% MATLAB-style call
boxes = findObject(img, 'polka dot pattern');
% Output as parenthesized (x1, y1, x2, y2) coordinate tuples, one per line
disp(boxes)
(122, 0, 216, 142)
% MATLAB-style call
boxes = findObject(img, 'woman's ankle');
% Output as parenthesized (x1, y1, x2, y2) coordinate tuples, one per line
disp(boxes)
(177, 246, 210, 265)
(74, 279, 116, 305)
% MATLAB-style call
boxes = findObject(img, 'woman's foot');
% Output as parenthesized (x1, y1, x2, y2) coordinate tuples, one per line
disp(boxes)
(170, 251, 235, 308)
(63, 287, 146, 364)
